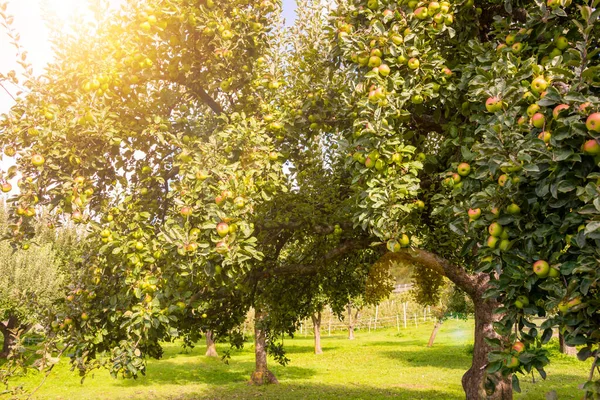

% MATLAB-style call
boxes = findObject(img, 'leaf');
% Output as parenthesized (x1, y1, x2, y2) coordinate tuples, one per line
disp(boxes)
(584, 221, 600, 234)
(577, 347, 593, 361)
(512, 375, 521, 393)
(541, 328, 553, 344)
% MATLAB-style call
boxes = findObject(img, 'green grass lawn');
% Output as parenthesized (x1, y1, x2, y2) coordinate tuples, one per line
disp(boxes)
(5, 319, 592, 399)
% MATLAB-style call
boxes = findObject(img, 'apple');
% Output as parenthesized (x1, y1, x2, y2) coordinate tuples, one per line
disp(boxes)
(215, 241, 229, 254)
(416, 152, 426, 161)
(215, 195, 225, 206)
(548, 267, 560, 278)
(387, 239, 401, 252)
(531, 77, 548, 93)
(553, 104, 569, 119)
(506, 203, 521, 214)
(368, 56, 382, 68)
(81, 312, 89, 321)
(585, 113, 600, 132)
(451, 173, 461, 184)
(268, 151, 279, 161)
(511, 42, 523, 54)
(414, 7, 428, 19)
(408, 58, 420, 70)
(64, 317, 73, 326)
(399, 234, 410, 247)
(31, 154, 45, 166)
(365, 157, 376, 168)
(180, 206, 193, 217)
(367, 0, 379, 9)
(549, 48, 562, 58)
(468, 208, 481, 220)
(433, 13, 444, 23)
(547, 0, 560, 8)
(72, 210, 83, 222)
(497, 43, 507, 51)
(558, 301, 570, 313)
(440, 1, 450, 12)
(415, 200, 425, 209)
(1, 182, 11, 193)
(582, 139, 600, 155)
(555, 36, 569, 50)
(505, 356, 520, 368)
(135, 241, 144, 251)
(538, 131, 551, 144)
(512, 341, 525, 353)
(140, 21, 151, 32)
(378, 64, 391, 76)
(531, 113, 545, 128)
(202, 313, 208, 318)
(498, 239, 510, 251)
(428, 1, 440, 12)
(488, 222, 504, 237)
(527, 103, 540, 117)
(216, 222, 230, 237)
(498, 174, 508, 187)
(485, 97, 502, 112)
(533, 260, 550, 278)
(487, 236, 499, 248)
(411, 94, 424, 104)
(517, 116, 527, 125)
(515, 295, 529, 308)
(457, 162, 471, 176)
(234, 197, 245, 209)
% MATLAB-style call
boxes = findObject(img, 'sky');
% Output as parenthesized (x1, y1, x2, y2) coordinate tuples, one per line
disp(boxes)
(0, 0, 298, 112)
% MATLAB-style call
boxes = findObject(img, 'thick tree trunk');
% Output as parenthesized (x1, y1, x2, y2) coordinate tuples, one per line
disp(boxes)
(462, 295, 512, 400)
(249, 310, 278, 385)
(427, 320, 442, 347)
(312, 311, 323, 354)
(347, 304, 359, 340)
(559, 331, 577, 356)
(205, 330, 218, 357)
(0, 315, 19, 359)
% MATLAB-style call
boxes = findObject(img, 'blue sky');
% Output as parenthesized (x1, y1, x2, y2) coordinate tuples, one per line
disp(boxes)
(282, 0, 298, 25)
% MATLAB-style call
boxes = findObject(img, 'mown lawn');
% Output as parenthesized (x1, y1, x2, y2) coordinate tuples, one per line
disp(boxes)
(5, 319, 591, 399)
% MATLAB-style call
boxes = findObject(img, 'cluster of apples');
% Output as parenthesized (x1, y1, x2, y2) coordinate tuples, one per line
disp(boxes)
(443, 162, 470, 189)
(411, 1, 454, 31)
(386, 234, 411, 252)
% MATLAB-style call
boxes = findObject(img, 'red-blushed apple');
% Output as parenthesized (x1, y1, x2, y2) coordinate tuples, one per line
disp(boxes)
(31, 154, 45, 166)
(505, 356, 520, 368)
(215, 241, 229, 254)
(487, 236, 499, 248)
(533, 260, 550, 278)
(485, 97, 502, 112)
(498, 174, 508, 186)
(216, 222, 230, 237)
(586, 113, 600, 131)
(538, 131, 551, 144)
(414, 6, 428, 19)
(1, 182, 11, 193)
(180, 206, 193, 216)
(468, 208, 481, 220)
(512, 341, 525, 353)
(553, 104, 569, 119)
(582, 139, 600, 155)
(457, 162, 471, 176)
(488, 222, 503, 237)
(368, 55, 382, 68)
(408, 58, 420, 70)
(531, 113, 545, 128)
(378, 64, 391, 76)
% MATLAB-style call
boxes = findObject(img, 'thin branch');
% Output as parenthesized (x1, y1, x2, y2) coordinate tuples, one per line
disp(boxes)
(0, 82, 16, 101)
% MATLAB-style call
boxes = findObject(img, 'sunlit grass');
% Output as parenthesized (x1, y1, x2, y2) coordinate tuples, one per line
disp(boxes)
(6, 319, 591, 399)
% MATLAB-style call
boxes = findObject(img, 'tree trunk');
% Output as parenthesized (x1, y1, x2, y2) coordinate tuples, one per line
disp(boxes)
(0, 315, 19, 359)
(462, 295, 512, 400)
(559, 331, 577, 356)
(249, 310, 278, 385)
(347, 304, 355, 340)
(312, 311, 323, 354)
(427, 320, 442, 347)
(205, 330, 218, 357)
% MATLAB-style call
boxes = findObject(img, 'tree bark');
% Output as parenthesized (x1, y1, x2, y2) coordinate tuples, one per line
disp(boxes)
(461, 293, 512, 400)
(427, 320, 442, 347)
(249, 310, 278, 385)
(347, 304, 360, 340)
(559, 331, 577, 356)
(205, 330, 218, 357)
(312, 311, 323, 354)
(0, 314, 19, 359)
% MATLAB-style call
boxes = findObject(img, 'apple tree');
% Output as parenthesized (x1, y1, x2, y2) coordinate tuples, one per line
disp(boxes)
(326, 0, 600, 397)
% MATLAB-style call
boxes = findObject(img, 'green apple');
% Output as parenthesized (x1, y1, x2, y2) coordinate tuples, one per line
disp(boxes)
(488, 222, 504, 237)
(532, 260, 550, 278)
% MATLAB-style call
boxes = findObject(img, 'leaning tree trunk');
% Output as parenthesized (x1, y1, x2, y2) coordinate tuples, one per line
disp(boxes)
(427, 320, 442, 347)
(559, 331, 577, 356)
(462, 295, 512, 400)
(205, 330, 218, 357)
(249, 310, 278, 385)
(311, 311, 323, 354)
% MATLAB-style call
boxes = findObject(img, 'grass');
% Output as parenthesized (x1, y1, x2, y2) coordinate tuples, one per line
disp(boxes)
(4, 319, 592, 399)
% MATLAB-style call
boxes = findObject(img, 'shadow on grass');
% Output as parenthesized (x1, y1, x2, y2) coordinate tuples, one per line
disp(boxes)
(178, 382, 464, 400)
(380, 345, 472, 370)
(115, 357, 317, 389)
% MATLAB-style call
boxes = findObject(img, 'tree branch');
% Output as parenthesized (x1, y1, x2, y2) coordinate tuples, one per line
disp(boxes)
(383, 248, 486, 298)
